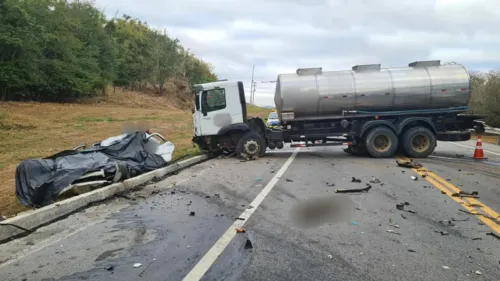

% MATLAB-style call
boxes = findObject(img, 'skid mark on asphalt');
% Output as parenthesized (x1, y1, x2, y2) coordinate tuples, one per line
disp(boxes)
(397, 157, 500, 234)
(181, 148, 300, 281)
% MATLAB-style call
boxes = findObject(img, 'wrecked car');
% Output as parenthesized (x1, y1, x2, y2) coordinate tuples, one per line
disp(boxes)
(15, 131, 175, 208)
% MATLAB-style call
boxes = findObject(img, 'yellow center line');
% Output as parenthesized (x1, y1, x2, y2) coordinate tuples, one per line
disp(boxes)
(396, 157, 500, 234)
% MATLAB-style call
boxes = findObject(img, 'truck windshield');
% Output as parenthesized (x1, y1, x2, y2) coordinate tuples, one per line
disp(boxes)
(268, 112, 278, 119)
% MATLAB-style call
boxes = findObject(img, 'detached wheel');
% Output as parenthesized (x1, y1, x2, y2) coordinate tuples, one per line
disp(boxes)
(402, 127, 436, 158)
(365, 127, 398, 158)
(236, 131, 266, 158)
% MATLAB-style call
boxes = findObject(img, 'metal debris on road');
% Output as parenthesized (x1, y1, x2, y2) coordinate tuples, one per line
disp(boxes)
(244, 239, 253, 249)
(386, 229, 401, 235)
(236, 227, 246, 233)
(411, 176, 418, 181)
(396, 159, 422, 169)
(335, 184, 372, 193)
(133, 263, 143, 268)
(486, 232, 500, 240)
(408, 249, 416, 253)
(452, 192, 479, 198)
(351, 177, 362, 183)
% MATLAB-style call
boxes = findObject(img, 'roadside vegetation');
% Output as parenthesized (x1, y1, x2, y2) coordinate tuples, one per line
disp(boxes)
(0, 0, 271, 217)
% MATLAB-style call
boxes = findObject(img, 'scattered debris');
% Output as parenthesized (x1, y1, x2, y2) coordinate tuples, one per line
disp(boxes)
(440, 231, 449, 236)
(327, 254, 333, 259)
(236, 217, 245, 221)
(475, 270, 482, 275)
(486, 232, 500, 240)
(244, 239, 253, 249)
(285, 178, 294, 182)
(170, 191, 176, 195)
(411, 176, 418, 181)
(396, 159, 422, 169)
(456, 154, 464, 158)
(421, 174, 427, 178)
(351, 177, 362, 183)
(451, 217, 469, 222)
(133, 263, 142, 268)
(351, 221, 360, 226)
(451, 190, 479, 198)
(247, 206, 254, 209)
(106, 265, 115, 271)
(214, 193, 220, 198)
(406, 210, 417, 214)
(256, 177, 263, 181)
(236, 227, 246, 233)
(386, 229, 401, 235)
(442, 265, 450, 270)
(389, 224, 400, 228)
(369, 177, 381, 184)
(441, 191, 446, 194)
(401, 214, 407, 219)
(446, 179, 451, 182)
(472, 237, 483, 241)
(396, 203, 405, 211)
(335, 184, 371, 193)
(408, 249, 416, 253)
(189, 212, 195, 216)
(466, 203, 483, 208)
(355, 207, 362, 211)
(326, 182, 335, 187)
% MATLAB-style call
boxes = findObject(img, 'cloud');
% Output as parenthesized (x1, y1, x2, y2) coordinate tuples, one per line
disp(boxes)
(94, 0, 500, 106)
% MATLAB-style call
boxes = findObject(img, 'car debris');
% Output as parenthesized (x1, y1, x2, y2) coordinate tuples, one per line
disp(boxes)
(408, 249, 416, 253)
(456, 154, 464, 158)
(236, 227, 246, 233)
(451, 191, 479, 198)
(133, 263, 143, 268)
(106, 265, 115, 271)
(189, 211, 195, 216)
(472, 237, 483, 241)
(410, 176, 418, 181)
(326, 182, 335, 187)
(401, 214, 407, 219)
(386, 229, 401, 235)
(440, 231, 449, 236)
(244, 239, 253, 249)
(442, 265, 450, 270)
(369, 177, 381, 184)
(396, 159, 423, 169)
(486, 232, 500, 240)
(335, 184, 371, 193)
(285, 178, 294, 182)
(327, 254, 333, 259)
(474, 270, 483, 275)
(351, 177, 362, 183)
(451, 217, 470, 222)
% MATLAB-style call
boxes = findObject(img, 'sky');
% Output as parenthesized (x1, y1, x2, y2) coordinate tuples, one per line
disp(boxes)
(93, 0, 500, 106)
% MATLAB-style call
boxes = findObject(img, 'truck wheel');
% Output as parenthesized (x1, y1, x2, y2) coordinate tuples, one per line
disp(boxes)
(236, 131, 266, 158)
(402, 127, 436, 158)
(365, 127, 398, 158)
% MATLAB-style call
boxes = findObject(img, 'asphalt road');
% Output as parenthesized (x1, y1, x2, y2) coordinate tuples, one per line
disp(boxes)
(1, 140, 500, 281)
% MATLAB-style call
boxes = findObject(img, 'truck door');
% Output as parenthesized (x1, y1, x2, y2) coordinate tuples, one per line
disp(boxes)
(200, 87, 229, 136)
(193, 92, 202, 136)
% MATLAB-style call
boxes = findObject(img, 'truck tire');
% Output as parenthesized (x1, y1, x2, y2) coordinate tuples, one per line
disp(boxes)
(236, 131, 266, 158)
(364, 127, 399, 158)
(402, 127, 436, 158)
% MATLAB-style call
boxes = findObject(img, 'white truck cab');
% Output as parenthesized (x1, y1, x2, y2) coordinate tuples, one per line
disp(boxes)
(192, 80, 247, 137)
(191, 80, 268, 157)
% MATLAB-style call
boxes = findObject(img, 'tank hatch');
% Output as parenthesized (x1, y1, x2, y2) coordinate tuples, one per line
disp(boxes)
(352, 64, 381, 72)
(409, 60, 440, 67)
(296, 67, 322, 76)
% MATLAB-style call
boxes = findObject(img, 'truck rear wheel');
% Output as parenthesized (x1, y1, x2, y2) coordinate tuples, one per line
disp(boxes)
(365, 127, 398, 158)
(402, 127, 436, 158)
(236, 131, 266, 158)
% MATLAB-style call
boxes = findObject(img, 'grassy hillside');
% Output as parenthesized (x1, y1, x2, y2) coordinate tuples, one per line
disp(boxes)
(0, 91, 271, 217)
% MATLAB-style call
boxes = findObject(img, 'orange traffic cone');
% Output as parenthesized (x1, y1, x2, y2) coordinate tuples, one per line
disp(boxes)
(473, 136, 487, 160)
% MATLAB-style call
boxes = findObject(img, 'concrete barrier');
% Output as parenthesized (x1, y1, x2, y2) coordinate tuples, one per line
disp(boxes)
(0, 154, 209, 243)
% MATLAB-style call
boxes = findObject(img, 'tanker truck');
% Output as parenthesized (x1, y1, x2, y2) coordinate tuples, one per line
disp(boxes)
(191, 60, 485, 158)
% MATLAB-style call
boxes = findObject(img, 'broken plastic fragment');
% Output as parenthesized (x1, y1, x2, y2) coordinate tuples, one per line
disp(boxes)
(133, 263, 142, 268)
(236, 227, 246, 233)
(442, 266, 450, 270)
(411, 176, 417, 181)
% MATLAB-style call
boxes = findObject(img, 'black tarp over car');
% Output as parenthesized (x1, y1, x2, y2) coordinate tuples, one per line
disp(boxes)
(15, 132, 168, 207)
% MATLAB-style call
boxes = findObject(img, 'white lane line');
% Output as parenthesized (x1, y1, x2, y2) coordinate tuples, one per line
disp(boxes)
(447, 142, 500, 156)
(182, 148, 300, 281)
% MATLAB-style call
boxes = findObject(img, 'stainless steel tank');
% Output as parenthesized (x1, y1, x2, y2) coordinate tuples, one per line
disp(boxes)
(274, 60, 471, 122)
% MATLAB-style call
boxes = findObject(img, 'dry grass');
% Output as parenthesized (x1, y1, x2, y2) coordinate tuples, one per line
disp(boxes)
(0, 90, 271, 217)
